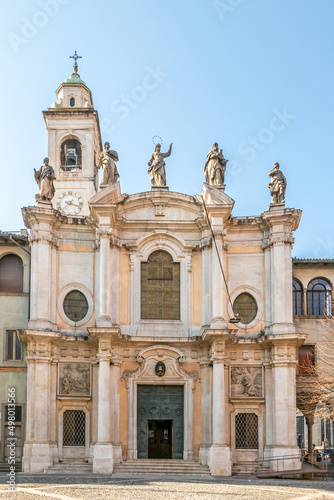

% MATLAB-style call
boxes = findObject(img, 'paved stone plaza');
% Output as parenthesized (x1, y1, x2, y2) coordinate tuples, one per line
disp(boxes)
(0, 475, 334, 499)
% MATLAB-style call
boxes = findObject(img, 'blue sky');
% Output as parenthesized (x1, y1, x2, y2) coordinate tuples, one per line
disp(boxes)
(1, 0, 333, 257)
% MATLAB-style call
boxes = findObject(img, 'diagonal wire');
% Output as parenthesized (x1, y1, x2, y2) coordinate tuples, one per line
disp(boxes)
(201, 195, 236, 314)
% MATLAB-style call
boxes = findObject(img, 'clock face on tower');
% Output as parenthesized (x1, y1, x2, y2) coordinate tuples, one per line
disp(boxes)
(57, 192, 83, 215)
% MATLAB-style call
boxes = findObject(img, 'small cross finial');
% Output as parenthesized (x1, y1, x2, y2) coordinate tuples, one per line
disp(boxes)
(69, 50, 82, 73)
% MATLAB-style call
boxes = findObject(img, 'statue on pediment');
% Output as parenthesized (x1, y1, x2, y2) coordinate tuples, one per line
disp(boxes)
(268, 162, 286, 204)
(148, 142, 173, 187)
(99, 142, 119, 188)
(204, 142, 228, 187)
(34, 157, 56, 201)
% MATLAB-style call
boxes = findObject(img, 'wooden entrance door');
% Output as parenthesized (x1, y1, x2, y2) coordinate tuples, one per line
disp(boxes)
(148, 420, 172, 459)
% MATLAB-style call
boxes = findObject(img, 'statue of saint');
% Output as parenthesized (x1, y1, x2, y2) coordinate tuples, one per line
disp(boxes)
(34, 157, 56, 201)
(268, 162, 287, 203)
(98, 142, 119, 187)
(204, 142, 228, 186)
(148, 143, 173, 187)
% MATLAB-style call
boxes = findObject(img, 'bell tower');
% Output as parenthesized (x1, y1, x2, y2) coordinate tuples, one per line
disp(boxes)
(43, 52, 102, 216)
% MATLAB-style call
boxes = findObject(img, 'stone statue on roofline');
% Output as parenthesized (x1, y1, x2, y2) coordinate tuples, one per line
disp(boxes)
(99, 142, 119, 188)
(148, 142, 173, 187)
(204, 142, 228, 187)
(34, 157, 56, 202)
(268, 162, 286, 204)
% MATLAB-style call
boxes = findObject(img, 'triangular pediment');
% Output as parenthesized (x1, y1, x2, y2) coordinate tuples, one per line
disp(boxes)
(88, 182, 123, 206)
(201, 183, 235, 207)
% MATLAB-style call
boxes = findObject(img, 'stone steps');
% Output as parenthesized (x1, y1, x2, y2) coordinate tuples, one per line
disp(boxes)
(113, 459, 211, 475)
(44, 460, 92, 474)
(232, 462, 271, 476)
(0, 462, 22, 473)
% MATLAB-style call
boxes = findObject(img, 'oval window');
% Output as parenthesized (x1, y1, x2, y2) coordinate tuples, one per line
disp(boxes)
(70, 97, 75, 107)
(233, 293, 258, 325)
(63, 290, 88, 322)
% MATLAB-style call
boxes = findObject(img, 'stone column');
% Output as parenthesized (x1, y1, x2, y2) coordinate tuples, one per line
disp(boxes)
(211, 234, 227, 329)
(199, 362, 212, 465)
(93, 348, 113, 473)
(302, 288, 307, 315)
(209, 341, 231, 476)
(97, 228, 112, 327)
(306, 416, 314, 455)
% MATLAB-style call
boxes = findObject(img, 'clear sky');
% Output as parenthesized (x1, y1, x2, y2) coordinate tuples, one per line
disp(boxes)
(1, 0, 333, 258)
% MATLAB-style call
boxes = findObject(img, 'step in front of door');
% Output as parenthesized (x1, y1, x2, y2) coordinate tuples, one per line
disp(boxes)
(113, 459, 211, 475)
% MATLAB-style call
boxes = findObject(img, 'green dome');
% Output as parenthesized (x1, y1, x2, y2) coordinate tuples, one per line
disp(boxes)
(64, 72, 86, 86)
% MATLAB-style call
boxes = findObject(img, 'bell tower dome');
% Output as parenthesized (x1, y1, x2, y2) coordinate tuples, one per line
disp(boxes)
(43, 52, 102, 216)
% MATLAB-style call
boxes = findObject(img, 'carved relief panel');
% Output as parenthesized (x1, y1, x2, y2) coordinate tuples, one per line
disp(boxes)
(230, 366, 263, 398)
(58, 363, 91, 397)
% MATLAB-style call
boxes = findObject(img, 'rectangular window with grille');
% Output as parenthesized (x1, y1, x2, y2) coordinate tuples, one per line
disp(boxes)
(235, 413, 258, 449)
(63, 410, 85, 446)
(6, 331, 22, 361)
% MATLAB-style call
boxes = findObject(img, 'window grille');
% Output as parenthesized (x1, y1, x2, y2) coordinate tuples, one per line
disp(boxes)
(63, 410, 85, 446)
(307, 278, 332, 315)
(235, 413, 258, 449)
(141, 250, 180, 320)
(292, 279, 303, 315)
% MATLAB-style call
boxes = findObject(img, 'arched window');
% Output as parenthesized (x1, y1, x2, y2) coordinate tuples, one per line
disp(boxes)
(141, 250, 180, 320)
(307, 278, 332, 316)
(0, 254, 23, 293)
(70, 97, 75, 107)
(293, 279, 303, 315)
(60, 139, 82, 171)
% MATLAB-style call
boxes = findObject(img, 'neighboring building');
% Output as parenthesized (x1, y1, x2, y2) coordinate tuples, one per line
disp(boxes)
(1, 65, 333, 476)
(293, 259, 334, 454)
(0, 231, 29, 466)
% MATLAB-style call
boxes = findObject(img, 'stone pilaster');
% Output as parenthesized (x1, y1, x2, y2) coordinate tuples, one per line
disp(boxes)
(22, 204, 59, 331)
(208, 338, 231, 476)
(92, 331, 121, 473)
(21, 331, 60, 472)
(262, 206, 301, 335)
(263, 335, 305, 471)
(96, 227, 112, 327)
(211, 233, 227, 329)
(110, 357, 122, 464)
(199, 361, 212, 465)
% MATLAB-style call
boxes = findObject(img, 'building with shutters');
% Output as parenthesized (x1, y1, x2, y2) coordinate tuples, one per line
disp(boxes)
(0, 64, 333, 476)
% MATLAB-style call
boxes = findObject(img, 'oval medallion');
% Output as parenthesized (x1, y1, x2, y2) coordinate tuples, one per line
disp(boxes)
(155, 361, 166, 377)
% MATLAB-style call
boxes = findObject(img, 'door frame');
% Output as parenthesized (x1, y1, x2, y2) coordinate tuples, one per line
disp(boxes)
(123, 345, 198, 461)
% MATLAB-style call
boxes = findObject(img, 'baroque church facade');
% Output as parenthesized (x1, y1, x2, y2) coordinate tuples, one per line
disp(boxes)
(1, 64, 321, 476)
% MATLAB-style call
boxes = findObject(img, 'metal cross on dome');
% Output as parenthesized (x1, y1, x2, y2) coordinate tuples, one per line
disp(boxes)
(70, 50, 82, 72)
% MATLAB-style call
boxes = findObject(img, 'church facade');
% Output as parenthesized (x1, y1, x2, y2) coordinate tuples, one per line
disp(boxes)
(2, 66, 316, 476)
